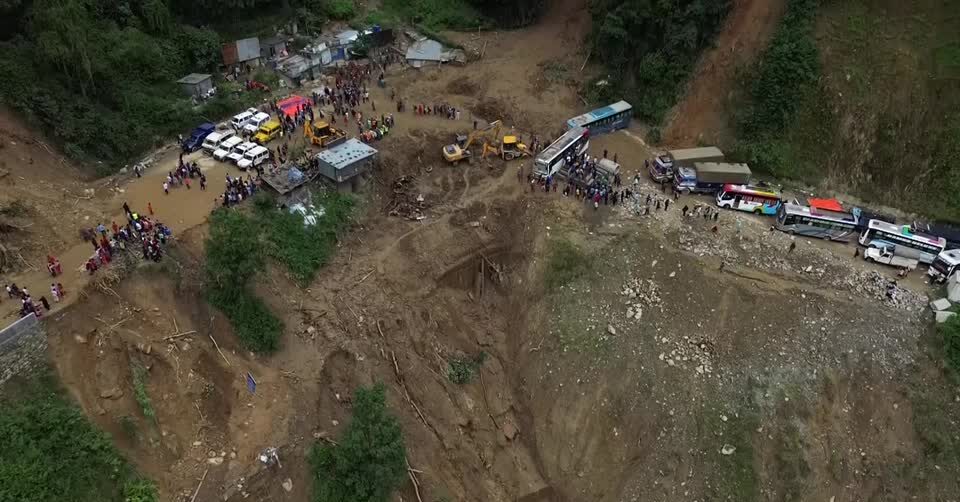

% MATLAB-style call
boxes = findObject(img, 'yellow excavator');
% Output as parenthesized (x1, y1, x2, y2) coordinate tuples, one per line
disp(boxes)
(482, 135, 532, 161)
(304, 119, 348, 148)
(443, 120, 502, 164)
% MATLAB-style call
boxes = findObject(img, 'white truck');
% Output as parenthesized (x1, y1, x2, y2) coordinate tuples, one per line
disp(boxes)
(227, 141, 257, 165)
(864, 246, 919, 270)
(929, 249, 960, 283)
(201, 131, 226, 155)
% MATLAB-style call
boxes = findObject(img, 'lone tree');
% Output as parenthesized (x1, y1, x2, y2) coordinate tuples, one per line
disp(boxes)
(310, 383, 406, 502)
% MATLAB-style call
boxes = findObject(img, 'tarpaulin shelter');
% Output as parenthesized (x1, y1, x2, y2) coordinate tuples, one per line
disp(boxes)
(277, 95, 310, 118)
(808, 198, 843, 212)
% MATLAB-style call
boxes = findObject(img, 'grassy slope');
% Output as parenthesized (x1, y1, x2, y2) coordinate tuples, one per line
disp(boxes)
(753, 0, 960, 219)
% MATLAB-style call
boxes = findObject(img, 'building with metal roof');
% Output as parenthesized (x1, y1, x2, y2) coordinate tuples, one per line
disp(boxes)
(316, 139, 379, 191)
(176, 73, 213, 98)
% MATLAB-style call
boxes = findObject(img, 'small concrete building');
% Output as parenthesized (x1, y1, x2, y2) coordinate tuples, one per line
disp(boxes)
(316, 139, 378, 192)
(176, 73, 213, 98)
(405, 39, 467, 68)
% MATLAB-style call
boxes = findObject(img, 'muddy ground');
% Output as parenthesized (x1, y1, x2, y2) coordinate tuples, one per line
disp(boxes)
(2, 0, 959, 500)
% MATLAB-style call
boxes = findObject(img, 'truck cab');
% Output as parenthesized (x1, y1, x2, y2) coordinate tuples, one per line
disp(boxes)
(673, 167, 698, 193)
(182, 123, 216, 152)
(929, 249, 960, 283)
(864, 246, 919, 270)
(649, 155, 674, 182)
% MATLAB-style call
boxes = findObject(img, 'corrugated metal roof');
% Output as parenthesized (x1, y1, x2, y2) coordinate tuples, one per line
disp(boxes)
(316, 139, 378, 170)
(177, 73, 211, 85)
(406, 39, 444, 61)
(236, 37, 261, 62)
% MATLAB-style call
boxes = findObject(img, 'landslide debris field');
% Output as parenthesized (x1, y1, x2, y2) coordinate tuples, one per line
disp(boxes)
(1, 0, 960, 501)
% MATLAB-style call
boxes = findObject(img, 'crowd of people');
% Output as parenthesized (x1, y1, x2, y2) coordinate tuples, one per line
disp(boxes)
(220, 173, 260, 208)
(6, 282, 63, 319)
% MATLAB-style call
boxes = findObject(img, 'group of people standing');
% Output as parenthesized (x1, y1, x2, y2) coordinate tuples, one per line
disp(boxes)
(7, 282, 63, 319)
(220, 174, 260, 208)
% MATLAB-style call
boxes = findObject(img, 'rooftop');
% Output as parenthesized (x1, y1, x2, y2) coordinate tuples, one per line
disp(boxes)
(177, 73, 212, 85)
(316, 139, 378, 170)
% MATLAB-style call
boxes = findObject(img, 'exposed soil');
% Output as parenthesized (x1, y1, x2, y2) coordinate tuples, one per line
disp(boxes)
(2, 0, 959, 501)
(662, 0, 788, 146)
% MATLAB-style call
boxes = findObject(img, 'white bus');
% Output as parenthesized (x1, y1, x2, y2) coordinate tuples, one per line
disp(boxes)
(858, 219, 946, 264)
(775, 203, 859, 242)
(534, 126, 589, 177)
(716, 184, 782, 215)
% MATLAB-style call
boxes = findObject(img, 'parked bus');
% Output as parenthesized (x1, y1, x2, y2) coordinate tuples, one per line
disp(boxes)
(775, 203, 859, 242)
(859, 219, 946, 264)
(534, 126, 590, 177)
(716, 184, 782, 215)
(566, 101, 632, 135)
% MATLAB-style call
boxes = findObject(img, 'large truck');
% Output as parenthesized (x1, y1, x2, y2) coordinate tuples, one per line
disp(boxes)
(674, 162, 751, 194)
(649, 146, 725, 182)
(929, 249, 960, 283)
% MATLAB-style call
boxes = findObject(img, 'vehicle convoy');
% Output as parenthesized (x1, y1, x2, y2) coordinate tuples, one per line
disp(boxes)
(482, 135, 531, 161)
(443, 120, 503, 164)
(864, 246, 919, 270)
(214, 136, 243, 161)
(304, 120, 347, 148)
(929, 249, 960, 282)
(254, 120, 282, 144)
(716, 184, 782, 215)
(674, 162, 751, 194)
(227, 141, 256, 165)
(649, 146, 724, 182)
(182, 123, 215, 152)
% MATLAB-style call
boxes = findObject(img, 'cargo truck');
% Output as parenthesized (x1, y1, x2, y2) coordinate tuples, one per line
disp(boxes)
(649, 146, 724, 182)
(674, 162, 751, 194)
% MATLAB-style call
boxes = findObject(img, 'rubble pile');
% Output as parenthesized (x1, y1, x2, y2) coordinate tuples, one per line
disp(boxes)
(657, 334, 715, 377)
(839, 270, 928, 310)
(620, 277, 664, 320)
(386, 175, 428, 220)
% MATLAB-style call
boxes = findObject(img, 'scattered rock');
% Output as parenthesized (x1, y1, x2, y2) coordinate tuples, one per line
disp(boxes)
(282, 478, 293, 492)
(720, 444, 736, 455)
(606, 325, 617, 336)
(192, 441, 202, 447)
(502, 422, 519, 441)
(306, 326, 317, 335)
(99, 387, 124, 399)
(207, 456, 224, 466)
(930, 298, 952, 312)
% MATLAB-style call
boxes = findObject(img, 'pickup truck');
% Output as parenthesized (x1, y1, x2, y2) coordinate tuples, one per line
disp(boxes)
(864, 247, 919, 270)
(182, 123, 216, 153)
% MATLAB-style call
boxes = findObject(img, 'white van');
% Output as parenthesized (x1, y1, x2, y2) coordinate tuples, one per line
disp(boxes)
(201, 131, 226, 154)
(214, 136, 243, 161)
(230, 111, 255, 130)
(243, 112, 271, 136)
(227, 141, 257, 165)
(237, 145, 269, 170)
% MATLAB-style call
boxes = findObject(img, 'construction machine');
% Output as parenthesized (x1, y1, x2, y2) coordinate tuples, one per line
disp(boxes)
(443, 120, 502, 164)
(482, 135, 532, 161)
(304, 119, 348, 149)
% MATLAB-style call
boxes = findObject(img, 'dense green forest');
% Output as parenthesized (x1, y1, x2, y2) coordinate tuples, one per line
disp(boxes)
(586, 0, 731, 124)
(0, 0, 541, 171)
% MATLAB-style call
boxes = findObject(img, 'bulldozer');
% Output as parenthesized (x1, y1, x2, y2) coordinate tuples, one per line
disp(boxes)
(304, 119, 347, 149)
(443, 120, 502, 165)
(482, 135, 532, 161)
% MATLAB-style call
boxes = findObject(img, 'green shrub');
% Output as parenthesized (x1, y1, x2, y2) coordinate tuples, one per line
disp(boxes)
(206, 287, 283, 353)
(545, 239, 590, 290)
(131, 363, 156, 422)
(325, 0, 356, 20)
(941, 314, 960, 375)
(309, 383, 406, 502)
(447, 351, 487, 384)
(254, 192, 354, 285)
(0, 373, 158, 502)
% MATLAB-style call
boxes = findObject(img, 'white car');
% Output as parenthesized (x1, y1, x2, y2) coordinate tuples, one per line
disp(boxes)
(214, 136, 243, 161)
(243, 112, 271, 136)
(201, 131, 226, 155)
(237, 145, 269, 170)
(227, 141, 257, 165)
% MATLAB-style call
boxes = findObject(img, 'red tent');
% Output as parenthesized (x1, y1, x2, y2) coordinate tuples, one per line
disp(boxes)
(808, 198, 843, 212)
(277, 95, 309, 118)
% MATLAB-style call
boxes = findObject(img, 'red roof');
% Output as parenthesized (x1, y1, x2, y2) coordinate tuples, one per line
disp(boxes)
(808, 198, 843, 212)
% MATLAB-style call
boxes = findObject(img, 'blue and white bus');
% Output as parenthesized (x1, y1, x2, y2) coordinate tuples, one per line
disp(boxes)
(534, 126, 590, 177)
(859, 219, 946, 264)
(566, 100, 632, 135)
